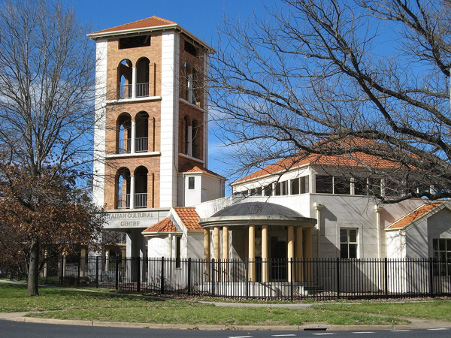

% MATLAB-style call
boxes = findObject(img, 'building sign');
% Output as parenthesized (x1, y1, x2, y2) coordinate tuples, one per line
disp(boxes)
(104, 209, 170, 229)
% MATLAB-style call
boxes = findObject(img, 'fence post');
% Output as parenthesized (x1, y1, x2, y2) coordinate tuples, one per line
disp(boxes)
(160, 257, 165, 295)
(136, 257, 141, 293)
(77, 254, 81, 286)
(187, 258, 192, 295)
(60, 255, 64, 285)
(245, 259, 249, 299)
(429, 257, 434, 297)
(336, 258, 340, 299)
(115, 257, 119, 290)
(384, 258, 388, 298)
(95, 256, 99, 288)
(290, 258, 294, 302)
(211, 258, 215, 297)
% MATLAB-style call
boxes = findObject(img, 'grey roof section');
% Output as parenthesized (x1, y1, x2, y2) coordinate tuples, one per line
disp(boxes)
(213, 202, 302, 218)
(199, 202, 316, 228)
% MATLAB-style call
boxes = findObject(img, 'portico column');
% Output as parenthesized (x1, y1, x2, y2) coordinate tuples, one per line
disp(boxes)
(203, 228, 211, 281)
(214, 226, 220, 281)
(132, 67, 137, 99)
(129, 175, 135, 209)
(131, 120, 136, 154)
(248, 225, 256, 281)
(295, 227, 303, 282)
(261, 225, 269, 283)
(105, 248, 110, 272)
(304, 227, 313, 281)
(80, 247, 86, 277)
(287, 225, 294, 282)
(222, 226, 229, 281)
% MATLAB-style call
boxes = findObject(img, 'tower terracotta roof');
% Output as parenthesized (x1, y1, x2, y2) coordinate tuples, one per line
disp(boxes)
(180, 164, 225, 179)
(90, 16, 176, 35)
(142, 217, 179, 233)
(173, 207, 202, 231)
(388, 203, 442, 229)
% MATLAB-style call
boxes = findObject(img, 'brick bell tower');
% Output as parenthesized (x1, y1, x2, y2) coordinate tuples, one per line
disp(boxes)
(89, 17, 225, 258)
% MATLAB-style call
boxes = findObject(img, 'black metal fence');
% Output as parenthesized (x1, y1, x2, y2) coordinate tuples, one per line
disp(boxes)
(28, 257, 450, 301)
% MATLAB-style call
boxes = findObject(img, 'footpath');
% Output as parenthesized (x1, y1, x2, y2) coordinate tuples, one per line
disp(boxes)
(1, 280, 451, 332)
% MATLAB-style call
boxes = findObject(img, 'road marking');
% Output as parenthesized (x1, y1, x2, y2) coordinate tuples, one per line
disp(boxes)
(313, 333, 335, 336)
(427, 328, 449, 331)
(352, 332, 374, 334)
(228, 336, 253, 338)
(271, 335, 297, 337)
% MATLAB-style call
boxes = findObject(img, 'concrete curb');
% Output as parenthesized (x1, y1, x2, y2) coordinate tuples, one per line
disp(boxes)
(1, 312, 451, 331)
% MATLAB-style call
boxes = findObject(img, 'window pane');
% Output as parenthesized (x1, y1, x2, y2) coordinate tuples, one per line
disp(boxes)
(316, 175, 333, 193)
(334, 176, 350, 194)
(349, 229, 357, 243)
(340, 244, 348, 258)
(264, 185, 272, 196)
(433, 239, 439, 251)
(340, 229, 347, 243)
(440, 239, 446, 250)
(303, 176, 309, 193)
(188, 177, 195, 189)
(290, 178, 299, 195)
(349, 244, 357, 258)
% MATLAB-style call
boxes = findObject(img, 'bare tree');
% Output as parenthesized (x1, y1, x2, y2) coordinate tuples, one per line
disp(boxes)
(211, 0, 451, 201)
(0, 0, 100, 295)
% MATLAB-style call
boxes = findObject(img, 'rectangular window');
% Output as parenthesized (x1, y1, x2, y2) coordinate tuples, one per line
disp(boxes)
(175, 236, 181, 268)
(119, 35, 151, 49)
(300, 176, 309, 194)
(340, 228, 358, 259)
(353, 178, 366, 195)
(316, 175, 333, 193)
(433, 238, 451, 276)
(275, 181, 288, 196)
(188, 177, 195, 189)
(367, 178, 381, 196)
(264, 184, 272, 196)
(290, 178, 299, 195)
(334, 176, 350, 195)
(250, 187, 262, 196)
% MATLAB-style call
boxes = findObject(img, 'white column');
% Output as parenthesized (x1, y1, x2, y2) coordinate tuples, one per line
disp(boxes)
(375, 205, 384, 258)
(314, 203, 324, 258)
(130, 175, 135, 209)
(131, 120, 136, 154)
(132, 67, 137, 99)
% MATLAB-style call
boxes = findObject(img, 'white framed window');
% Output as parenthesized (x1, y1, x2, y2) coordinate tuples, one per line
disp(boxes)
(340, 228, 358, 258)
(188, 177, 195, 189)
(433, 238, 451, 276)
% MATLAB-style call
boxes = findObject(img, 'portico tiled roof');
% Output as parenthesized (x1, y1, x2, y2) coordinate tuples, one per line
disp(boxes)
(173, 207, 202, 231)
(388, 203, 442, 229)
(90, 16, 176, 35)
(234, 138, 402, 184)
(142, 217, 179, 233)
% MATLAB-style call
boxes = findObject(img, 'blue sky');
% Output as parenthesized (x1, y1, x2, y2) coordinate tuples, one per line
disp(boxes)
(67, 0, 275, 185)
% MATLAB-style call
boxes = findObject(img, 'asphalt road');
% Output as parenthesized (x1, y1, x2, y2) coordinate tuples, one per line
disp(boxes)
(0, 320, 450, 338)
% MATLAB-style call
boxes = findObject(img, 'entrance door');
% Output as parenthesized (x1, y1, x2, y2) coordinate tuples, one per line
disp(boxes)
(270, 237, 287, 281)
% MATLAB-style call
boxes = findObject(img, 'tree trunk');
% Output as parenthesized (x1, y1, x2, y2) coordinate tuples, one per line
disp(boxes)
(27, 237, 39, 296)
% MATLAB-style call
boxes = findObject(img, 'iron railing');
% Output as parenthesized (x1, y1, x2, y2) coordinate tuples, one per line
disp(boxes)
(34, 257, 451, 301)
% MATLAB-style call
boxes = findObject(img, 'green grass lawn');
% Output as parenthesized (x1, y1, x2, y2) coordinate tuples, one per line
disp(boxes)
(1, 283, 449, 327)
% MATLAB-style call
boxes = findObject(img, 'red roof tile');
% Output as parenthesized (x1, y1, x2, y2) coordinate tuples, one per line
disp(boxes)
(142, 217, 179, 233)
(234, 138, 403, 184)
(180, 164, 225, 179)
(173, 207, 202, 231)
(91, 16, 176, 35)
(388, 203, 442, 229)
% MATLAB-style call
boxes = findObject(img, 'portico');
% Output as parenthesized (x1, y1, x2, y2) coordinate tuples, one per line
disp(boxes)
(199, 202, 316, 282)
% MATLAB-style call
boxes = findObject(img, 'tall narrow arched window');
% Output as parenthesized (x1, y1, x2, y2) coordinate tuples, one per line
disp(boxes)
(117, 59, 132, 99)
(136, 57, 150, 97)
(184, 116, 190, 155)
(115, 168, 131, 209)
(135, 111, 149, 152)
(134, 166, 148, 208)
(116, 113, 132, 154)
(192, 119, 199, 158)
